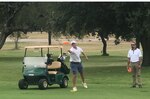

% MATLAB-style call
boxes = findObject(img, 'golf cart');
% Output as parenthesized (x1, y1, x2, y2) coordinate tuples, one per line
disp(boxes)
(18, 46, 70, 90)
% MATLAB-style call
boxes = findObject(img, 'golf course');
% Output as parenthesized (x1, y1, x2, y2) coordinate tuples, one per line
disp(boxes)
(0, 35, 150, 99)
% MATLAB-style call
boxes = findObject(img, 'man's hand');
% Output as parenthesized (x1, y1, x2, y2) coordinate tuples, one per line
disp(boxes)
(85, 57, 88, 60)
(82, 52, 88, 61)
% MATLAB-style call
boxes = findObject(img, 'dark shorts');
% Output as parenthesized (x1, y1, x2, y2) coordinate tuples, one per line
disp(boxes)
(70, 62, 83, 74)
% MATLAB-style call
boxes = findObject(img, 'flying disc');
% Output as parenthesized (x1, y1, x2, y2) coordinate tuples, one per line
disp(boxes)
(127, 67, 132, 73)
(63, 41, 70, 45)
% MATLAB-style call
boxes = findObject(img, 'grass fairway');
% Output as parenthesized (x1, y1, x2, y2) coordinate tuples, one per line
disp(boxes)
(0, 41, 150, 99)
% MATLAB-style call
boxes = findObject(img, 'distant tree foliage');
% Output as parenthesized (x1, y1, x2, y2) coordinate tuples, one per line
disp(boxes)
(0, 2, 150, 66)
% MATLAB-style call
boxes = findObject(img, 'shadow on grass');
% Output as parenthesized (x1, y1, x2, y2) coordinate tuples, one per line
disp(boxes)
(85, 65, 150, 75)
(26, 87, 62, 90)
(85, 66, 127, 76)
(17, 86, 71, 91)
(86, 55, 127, 62)
(0, 57, 23, 62)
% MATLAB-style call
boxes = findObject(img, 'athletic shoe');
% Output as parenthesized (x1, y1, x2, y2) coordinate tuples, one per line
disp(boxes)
(82, 82, 88, 88)
(138, 85, 142, 88)
(70, 87, 77, 92)
(131, 85, 136, 88)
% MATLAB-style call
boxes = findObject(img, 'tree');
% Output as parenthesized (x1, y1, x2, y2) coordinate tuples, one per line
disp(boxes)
(113, 3, 150, 66)
(0, 3, 25, 49)
(0, 2, 57, 48)
(1, 2, 150, 66)
(53, 2, 116, 55)
(52, 2, 150, 66)
(9, 31, 28, 49)
(128, 3, 150, 66)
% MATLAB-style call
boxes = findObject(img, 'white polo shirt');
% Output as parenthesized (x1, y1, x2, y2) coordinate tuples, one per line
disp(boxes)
(69, 46, 83, 62)
(127, 48, 142, 62)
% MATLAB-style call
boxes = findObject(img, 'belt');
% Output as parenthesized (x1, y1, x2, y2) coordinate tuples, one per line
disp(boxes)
(71, 62, 81, 64)
(131, 62, 139, 63)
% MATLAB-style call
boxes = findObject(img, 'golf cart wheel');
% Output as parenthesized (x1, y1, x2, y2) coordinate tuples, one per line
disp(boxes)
(18, 79, 28, 89)
(60, 77, 68, 88)
(38, 79, 48, 90)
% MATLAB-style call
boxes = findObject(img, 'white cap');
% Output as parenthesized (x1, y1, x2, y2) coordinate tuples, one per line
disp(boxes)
(71, 41, 77, 44)
(131, 42, 136, 45)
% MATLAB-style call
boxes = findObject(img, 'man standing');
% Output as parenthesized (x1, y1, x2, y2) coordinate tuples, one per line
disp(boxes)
(127, 42, 142, 88)
(68, 41, 88, 92)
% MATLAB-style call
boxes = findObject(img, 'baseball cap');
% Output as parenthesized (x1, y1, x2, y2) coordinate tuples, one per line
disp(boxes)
(71, 41, 77, 44)
(131, 42, 136, 45)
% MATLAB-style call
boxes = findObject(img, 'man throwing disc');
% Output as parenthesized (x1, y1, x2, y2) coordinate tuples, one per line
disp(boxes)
(68, 41, 88, 92)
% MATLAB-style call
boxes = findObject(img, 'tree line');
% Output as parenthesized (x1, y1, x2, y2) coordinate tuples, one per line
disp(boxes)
(0, 2, 150, 66)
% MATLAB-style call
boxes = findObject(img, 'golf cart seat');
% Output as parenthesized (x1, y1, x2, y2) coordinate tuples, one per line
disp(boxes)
(48, 61, 61, 74)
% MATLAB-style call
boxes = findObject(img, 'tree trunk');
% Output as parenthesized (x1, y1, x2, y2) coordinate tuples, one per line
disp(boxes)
(141, 36, 150, 66)
(14, 39, 19, 49)
(14, 33, 19, 49)
(48, 31, 51, 45)
(136, 37, 140, 48)
(98, 32, 109, 56)
(0, 32, 9, 49)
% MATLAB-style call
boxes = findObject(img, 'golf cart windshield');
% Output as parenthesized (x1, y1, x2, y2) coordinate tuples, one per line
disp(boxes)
(23, 46, 63, 68)
(24, 57, 47, 68)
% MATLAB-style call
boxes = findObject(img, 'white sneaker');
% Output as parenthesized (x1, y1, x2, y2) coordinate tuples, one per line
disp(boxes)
(82, 83, 88, 88)
(71, 87, 77, 92)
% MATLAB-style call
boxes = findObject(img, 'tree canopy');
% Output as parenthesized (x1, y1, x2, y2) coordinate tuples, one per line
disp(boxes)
(0, 2, 150, 66)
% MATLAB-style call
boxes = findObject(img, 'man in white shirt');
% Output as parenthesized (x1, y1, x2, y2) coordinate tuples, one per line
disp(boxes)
(68, 41, 88, 92)
(127, 42, 142, 88)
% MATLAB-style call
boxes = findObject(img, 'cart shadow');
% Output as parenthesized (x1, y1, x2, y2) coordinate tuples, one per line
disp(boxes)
(27, 86, 65, 90)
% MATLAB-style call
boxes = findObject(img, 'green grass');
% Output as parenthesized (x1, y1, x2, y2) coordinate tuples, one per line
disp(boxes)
(0, 42, 150, 99)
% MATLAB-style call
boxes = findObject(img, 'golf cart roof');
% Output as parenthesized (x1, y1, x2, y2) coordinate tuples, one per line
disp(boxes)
(25, 46, 63, 49)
